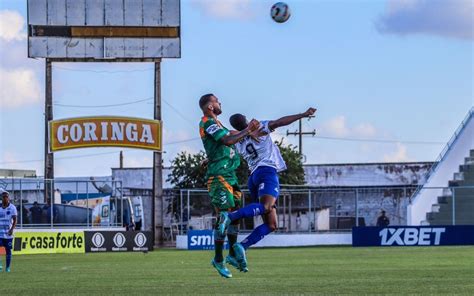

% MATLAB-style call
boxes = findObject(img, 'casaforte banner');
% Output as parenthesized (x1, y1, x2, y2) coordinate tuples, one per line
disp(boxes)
(49, 116, 162, 152)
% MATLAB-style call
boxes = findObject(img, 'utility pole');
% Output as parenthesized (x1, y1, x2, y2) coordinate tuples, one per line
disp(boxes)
(286, 118, 316, 156)
(44, 59, 54, 203)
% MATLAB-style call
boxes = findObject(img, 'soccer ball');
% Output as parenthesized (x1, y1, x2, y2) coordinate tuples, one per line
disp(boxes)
(271, 2, 291, 23)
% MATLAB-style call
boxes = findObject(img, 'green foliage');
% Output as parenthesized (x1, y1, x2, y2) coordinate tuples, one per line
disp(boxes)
(167, 151, 207, 189)
(274, 139, 305, 185)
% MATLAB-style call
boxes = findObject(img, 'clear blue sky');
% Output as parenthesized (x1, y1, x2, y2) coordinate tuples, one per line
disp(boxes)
(0, 0, 472, 177)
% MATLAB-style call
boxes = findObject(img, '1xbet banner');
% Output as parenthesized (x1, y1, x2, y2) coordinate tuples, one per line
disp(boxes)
(12, 232, 85, 255)
(352, 226, 474, 247)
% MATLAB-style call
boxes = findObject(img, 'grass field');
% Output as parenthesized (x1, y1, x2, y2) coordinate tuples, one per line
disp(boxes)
(1, 246, 474, 295)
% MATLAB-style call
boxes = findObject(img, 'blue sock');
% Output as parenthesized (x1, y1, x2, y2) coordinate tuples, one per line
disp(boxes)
(241, 223, 273, 249)
(228, 203, 265, 221)
(6, 254, 11, 268)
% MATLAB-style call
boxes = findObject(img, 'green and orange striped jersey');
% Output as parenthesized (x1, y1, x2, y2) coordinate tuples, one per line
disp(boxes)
(199, 116, 240, 178)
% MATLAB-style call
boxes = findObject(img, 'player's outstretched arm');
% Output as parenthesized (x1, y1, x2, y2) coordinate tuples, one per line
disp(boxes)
(268, 107, 316, 130)
(221, 119, 260, 145)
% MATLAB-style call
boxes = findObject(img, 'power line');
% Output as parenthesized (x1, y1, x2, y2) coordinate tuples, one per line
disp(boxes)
(54, 97, 153, 108)
(274, 131, 444, 145)
(314, 135, 444, 145)
(286, 118, 316, 155)
(162, 99, 196, 127)
(0, 138, 201, 165)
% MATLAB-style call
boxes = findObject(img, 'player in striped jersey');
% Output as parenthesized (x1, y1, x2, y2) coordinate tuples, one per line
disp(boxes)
(218, 107, 316, 271)
(0, 189, 17, 272)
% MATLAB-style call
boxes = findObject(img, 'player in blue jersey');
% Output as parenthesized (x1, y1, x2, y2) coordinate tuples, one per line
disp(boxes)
(0, 189, 17, 273)
(218, 107, 316, 271)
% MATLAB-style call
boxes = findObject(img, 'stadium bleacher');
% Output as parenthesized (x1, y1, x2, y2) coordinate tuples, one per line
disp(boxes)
(426, 149, 474, 225)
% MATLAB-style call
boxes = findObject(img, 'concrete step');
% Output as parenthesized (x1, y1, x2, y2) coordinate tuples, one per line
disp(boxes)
(449, 180, 460, 187)
(431, 204, 441, 213)
(465, 157, 474, 165)
(442, 188, 453, 196)
(453, 172, 464, 181)
(438, 195, 451, 204)
(420, 220, 430, 226)
(428, 220, 474, 226)
(429, 212, 474, 222)
(459, 164, 474, 173)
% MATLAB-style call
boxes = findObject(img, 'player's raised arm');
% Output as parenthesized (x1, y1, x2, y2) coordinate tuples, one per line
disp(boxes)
(220, 119, 260, 145)
(268, 107, 316, 131)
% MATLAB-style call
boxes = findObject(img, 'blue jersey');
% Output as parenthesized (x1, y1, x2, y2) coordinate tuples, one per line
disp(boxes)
(0, 203, 17, 239)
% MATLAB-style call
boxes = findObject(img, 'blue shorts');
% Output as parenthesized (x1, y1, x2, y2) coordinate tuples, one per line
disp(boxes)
(0, 238, 13, 251)
(248, 166, 280, 201)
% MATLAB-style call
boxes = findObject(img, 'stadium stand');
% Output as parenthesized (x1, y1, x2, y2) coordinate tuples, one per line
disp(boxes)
(426, 149, 474, 225)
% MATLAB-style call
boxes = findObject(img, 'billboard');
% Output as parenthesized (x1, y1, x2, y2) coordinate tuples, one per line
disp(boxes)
(13, 232, 85, 255)
(187, 230, 230, 250)
(28, 0, 180, 59)
(352, 226, 474, 247)
(49, 116, 162, 152)
(84, 231, 153, 252)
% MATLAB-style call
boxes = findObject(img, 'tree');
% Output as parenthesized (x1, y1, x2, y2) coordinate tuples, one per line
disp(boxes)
(167, 151, 207, 189)
(274, 139, 305, 185)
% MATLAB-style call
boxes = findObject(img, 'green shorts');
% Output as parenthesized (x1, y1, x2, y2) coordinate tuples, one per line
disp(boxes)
(207, 175, 242, 211)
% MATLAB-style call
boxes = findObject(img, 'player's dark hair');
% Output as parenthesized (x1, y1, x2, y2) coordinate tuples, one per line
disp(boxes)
(199, 93, 214, 110)
(229, 113, 247, 131)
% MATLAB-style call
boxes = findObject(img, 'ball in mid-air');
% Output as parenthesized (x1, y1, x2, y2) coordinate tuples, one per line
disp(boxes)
(271, 2, 291, 23)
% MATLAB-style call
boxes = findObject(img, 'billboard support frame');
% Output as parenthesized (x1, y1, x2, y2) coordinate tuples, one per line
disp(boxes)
(42, 58, 164, 247)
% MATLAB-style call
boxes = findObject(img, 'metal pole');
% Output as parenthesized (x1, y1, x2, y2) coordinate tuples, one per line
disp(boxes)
(308, 189, 311, 233)
(86, 182, 89, 228)
(121, 181, 123, 228)
(298, 119, 302, 155)
(152, 61, 164, 246)
(180, 190, 183, 235)
(313, 190, 317, 232)
(44, 59, 54, 202)
(452, 188, 456, 226)
(187, 190, 190, 233)
(50, 181, 53, 228)
(20, 179, 23, 228)
(355, 189, 359, 227)
(283, 195, 286, 231)
(288, 193, 293, 232)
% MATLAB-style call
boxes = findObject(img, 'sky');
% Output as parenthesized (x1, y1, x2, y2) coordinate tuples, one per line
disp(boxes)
(0, 0, 473, 177)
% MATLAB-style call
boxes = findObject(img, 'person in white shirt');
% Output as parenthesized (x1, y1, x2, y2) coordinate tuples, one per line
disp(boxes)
(0, 189, 17, 272)
(217, 107, 316, 272)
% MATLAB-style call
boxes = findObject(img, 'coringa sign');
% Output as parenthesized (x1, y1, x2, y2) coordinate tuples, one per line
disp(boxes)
(49, 116, 162, 152)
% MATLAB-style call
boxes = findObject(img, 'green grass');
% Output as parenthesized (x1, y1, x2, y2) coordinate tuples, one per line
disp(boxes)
(1, 246, 474, 295)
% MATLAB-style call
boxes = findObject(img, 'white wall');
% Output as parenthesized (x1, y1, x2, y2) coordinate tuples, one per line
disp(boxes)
(408, 111, 474, 225)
